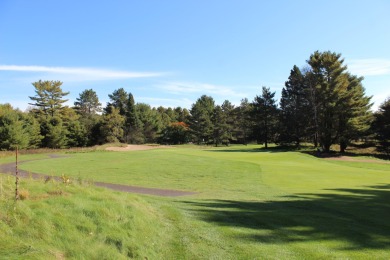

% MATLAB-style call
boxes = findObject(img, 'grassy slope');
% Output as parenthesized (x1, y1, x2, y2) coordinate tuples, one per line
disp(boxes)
(0, 177, 174, 259)
(1, 145, 390, 259)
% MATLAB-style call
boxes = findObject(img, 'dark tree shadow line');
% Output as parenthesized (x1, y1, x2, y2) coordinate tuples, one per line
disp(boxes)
(207, 146, 310, 153)
(209, 145, 390, 161)
(183, 184, 390, 250)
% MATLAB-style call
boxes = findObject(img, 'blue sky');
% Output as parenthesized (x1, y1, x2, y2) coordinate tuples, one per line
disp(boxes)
(1, 0, 389, 111)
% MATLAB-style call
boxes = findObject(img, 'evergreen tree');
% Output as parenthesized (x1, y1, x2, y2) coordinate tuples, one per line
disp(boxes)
(41, 116, 68, 148)
(106, 88, 128, 115)
(25, 114, 43, 148)
(372, 98, 390, 157)
(211, 101, 235, 146)
(28, 80, 70, 148)
(279, 65, 310, 146)
(29, 80, 69, 118)
(0, 104, 30, 150)
(126, 93, 139, 128)
(100, 106, 125, 143)
(159, 122, 189, 145)
(125, 93, 142, 143)
(303, 68, 320, 147)
(307, 51, 372, 152)
(60, 106, 89, 147)
(337, 73, 373, 152)
(66, 120, 88, 147)
(189, 95, 215, 144)
(235, 98, 253, 145)
(252, 87, 278, 148)
(158, 110, 173, 130)
(212, 105, 230, 146)
(105, 90, 146, 143)
(165, 107, 177, 122)
(136, 103, 162, 143)
(175, 107, 190, 122)
(221, 100, 236, 144)
(74, 89, 102, 115)
(74, 90, 102, 146)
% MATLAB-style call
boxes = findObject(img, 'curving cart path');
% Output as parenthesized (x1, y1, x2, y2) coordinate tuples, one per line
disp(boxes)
(0, 155, 197, 197)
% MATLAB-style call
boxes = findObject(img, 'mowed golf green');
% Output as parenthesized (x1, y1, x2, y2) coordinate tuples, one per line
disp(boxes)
(4, 145, 390, 258)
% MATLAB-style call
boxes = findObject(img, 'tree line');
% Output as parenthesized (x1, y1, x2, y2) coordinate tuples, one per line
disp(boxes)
(0, 51, 389, 154)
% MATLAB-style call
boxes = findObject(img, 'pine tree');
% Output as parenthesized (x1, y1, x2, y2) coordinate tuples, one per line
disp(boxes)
(136, 103, 162, 143)
(106, 88, 128, 115)
(212, 105, 230, 146)
(25, 114, 43, 148)
(74, 89, 102, 115)
(337, 74, 373, 152)
(189, 95, 215, 144)
(372, 98, 390, 157)
(221, 100, 235, 144)
(100, 106, 125, 143)
(29, 80, 69, 118)
(74, 90, 102, 146)
(41, 117, 68, 148)
(279, 65, 310, 146)
(159, 122, 189, 145)
(307, 51, 372, 152)
(175, 107, 190, 122)
(252, 87, 278, 148)
(0, 104, 30, 150)
(235, 98, 253, 145)
(125, 93, 142, 143)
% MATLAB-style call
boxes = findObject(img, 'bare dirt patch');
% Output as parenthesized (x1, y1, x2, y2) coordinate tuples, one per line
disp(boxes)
(105, 144, 171, 152)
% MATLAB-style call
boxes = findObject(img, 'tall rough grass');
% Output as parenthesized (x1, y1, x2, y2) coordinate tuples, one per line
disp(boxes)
(0, 176, 171, 259)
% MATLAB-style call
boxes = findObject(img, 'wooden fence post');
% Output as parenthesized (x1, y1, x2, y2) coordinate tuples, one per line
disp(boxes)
(15, 146, 19, 201)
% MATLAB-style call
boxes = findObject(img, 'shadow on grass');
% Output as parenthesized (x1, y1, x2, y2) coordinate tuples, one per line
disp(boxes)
(183, 184, 390, 249)
(208, 145, 312, 153)
(207, 144, 390, 161)
(302, 150, 390, 161)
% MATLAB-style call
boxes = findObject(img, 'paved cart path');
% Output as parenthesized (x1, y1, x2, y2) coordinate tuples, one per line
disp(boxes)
(0, 155, 197, 197)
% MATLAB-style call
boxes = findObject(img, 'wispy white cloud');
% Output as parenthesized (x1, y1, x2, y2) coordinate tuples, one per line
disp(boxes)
(0, 65, 164, 80)
(138, 97, 193, 108)
(371, 92, 390, 111)
(158, 81, 248, 98)
(348, 59, 390, 76)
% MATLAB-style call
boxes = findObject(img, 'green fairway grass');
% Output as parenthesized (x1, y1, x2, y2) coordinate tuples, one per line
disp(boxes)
(1, 145, 390, 259)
